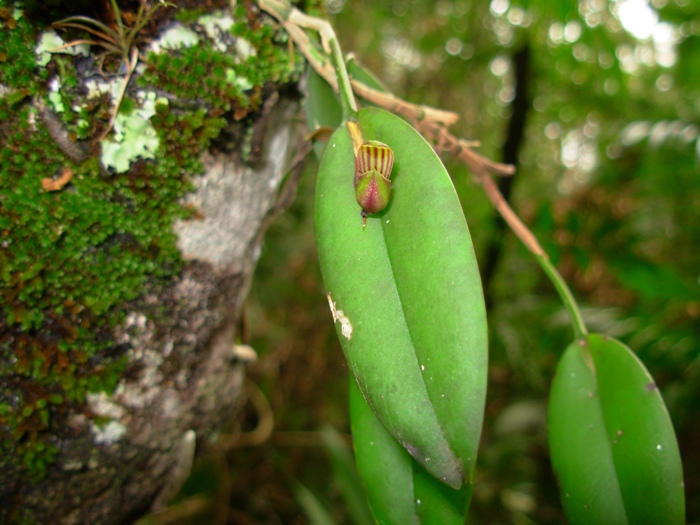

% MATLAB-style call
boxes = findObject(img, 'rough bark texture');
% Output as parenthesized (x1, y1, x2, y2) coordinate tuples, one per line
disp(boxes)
(0, 6, 308, 520)
(4, 92, 305, 525)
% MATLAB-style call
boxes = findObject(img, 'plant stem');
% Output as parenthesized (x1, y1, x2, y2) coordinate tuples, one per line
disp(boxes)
(535, 254, 588, 339)
(285, 8, 357, 119)
(257, 0, 587, 339)
(477, 173, 587, 339)
(330, 36, 357, 120)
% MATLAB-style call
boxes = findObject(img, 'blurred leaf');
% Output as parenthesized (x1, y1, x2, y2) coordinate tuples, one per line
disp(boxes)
(320, 426, 375, 525)
(549, 334, 685, 524)
(609, 257, 698, 303)
(296, 483, 337, 525)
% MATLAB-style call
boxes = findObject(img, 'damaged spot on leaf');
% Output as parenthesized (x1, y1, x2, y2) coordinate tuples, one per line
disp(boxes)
(327, 293, 353, 340)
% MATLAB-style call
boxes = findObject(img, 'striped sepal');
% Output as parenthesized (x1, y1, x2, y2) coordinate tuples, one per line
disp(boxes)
(356, 141, 394, 180)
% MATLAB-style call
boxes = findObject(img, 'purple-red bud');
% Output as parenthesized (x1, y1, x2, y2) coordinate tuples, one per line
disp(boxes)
(354, 141, 394, 215)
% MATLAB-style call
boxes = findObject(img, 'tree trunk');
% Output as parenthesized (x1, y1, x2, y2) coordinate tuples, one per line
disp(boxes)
(0, 4, 307, 523)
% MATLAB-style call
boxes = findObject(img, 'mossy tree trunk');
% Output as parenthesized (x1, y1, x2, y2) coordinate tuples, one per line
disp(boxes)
(0, 3, 307, 523)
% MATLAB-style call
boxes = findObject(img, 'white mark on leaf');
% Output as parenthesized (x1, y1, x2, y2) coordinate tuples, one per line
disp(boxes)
(327, 293, 353, 340)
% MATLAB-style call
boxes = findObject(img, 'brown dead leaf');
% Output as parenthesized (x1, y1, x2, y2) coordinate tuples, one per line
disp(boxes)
(42, 167, 74, 192)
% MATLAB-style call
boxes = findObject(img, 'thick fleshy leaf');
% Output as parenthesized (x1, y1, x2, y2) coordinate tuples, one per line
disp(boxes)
(306, 67, 342, 131)
(319, 426, 375, 525)
(315, 107, 488, 488)
(548, 334, 685, 525)
(306, 67, 342, 159)
(347, 56, 391, 93)
(350, 378, 471, 525)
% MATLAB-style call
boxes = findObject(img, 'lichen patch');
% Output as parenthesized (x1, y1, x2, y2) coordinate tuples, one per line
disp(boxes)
(100, 90, 162, 173)
(91, 420, 127, 445)
(148, 23, 200, 53)
(327, 293, 353, 340)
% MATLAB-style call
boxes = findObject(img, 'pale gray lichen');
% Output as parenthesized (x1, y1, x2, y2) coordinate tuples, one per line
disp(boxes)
(100, 91, 164, 173)
(0, 84, 17, 99)
(148, 22, 200, 53)
(87, 392, 126, 421)
(197, 12, 234, 51)
(84, 78, 114, 99)
(34, 29, 89, 67)
(91, 420, 127, 445)
(47, 77, 64, 113)
(235, 37, 257, 61)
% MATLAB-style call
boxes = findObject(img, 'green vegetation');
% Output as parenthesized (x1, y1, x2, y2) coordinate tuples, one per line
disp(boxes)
(3, 0, 699, 522)
(194, 1, 699, 524)
(0, 1, 299, 481)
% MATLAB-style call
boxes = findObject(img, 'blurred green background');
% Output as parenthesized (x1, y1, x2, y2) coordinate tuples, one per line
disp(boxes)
(152, 0, 700, 523)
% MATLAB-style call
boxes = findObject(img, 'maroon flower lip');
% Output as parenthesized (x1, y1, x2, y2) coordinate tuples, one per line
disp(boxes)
(354, 141, 394, 216)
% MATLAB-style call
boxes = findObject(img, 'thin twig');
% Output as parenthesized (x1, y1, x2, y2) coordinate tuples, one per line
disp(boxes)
(95, 47, 139, 141)
(350, 80, 458, 127)
(260, 0, 522, 240)
(477, 168, 545, 256)
(257, 0, 588, 335)
(218, 379, 274, 449)
(260, 0, 456, 128)
(284, 23, 336, 88)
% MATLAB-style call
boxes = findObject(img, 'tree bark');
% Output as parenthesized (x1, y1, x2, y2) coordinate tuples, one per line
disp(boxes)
(0, 5, 307, 523)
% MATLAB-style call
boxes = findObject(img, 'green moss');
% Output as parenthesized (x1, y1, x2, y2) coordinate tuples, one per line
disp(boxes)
(0, 2, 46, 95)
(174, 7, 210, 25)
(231, 4, 304, 88)
(291, 0, 327, 17)
(140, 4, 303, 116)
(0, 2, 298, 484)
(141, 45, 252, 112)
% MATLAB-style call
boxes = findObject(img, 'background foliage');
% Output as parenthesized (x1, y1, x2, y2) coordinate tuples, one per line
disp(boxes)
(154, 0, 700, 523)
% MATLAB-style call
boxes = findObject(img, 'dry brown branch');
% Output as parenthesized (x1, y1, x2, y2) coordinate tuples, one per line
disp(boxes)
(350, 80, 459, 127)
(263, 1, 458, 128)
(413, 120, 546, 257)
(259, 0, 546, 258)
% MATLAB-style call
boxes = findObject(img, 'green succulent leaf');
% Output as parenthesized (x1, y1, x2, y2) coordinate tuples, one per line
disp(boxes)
(319, 425, 375, 525)
(548, 334, 685, 525)
(314, 106, 488, 488)
(347, 56, 391, 93)
(350, 379, 471, 525)
(306, 66, 342, 160)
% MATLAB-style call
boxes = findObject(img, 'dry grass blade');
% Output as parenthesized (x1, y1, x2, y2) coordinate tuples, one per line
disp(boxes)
(51, 1, 173, 141)
(51, 18, 122, 55)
